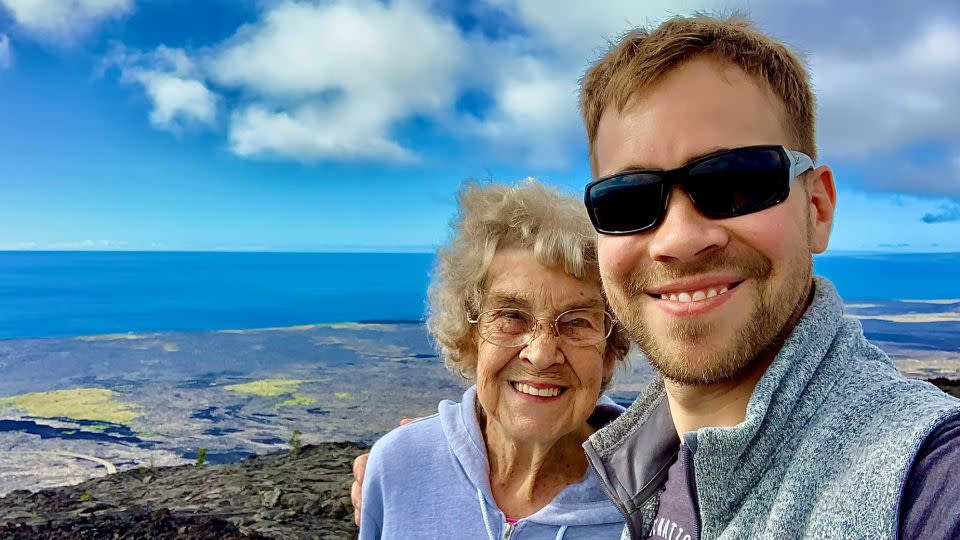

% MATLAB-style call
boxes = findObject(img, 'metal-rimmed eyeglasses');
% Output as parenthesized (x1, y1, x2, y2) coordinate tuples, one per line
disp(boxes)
(467, 308, 614, 348)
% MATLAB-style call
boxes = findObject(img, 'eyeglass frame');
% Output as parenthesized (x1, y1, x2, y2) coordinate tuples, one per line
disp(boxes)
(467, 307, 615, 348)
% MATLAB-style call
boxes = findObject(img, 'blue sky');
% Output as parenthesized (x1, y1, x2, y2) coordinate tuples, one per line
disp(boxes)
(1, 0, 959, 252)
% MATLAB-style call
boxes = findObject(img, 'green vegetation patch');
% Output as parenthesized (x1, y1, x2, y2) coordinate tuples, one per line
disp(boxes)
(278, 393, 317, 409)
(0, 388, 140, 425)
(224, 378, 309, 398)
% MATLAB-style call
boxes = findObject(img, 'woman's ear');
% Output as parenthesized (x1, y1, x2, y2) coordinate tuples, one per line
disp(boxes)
(461, 341, 479, 377)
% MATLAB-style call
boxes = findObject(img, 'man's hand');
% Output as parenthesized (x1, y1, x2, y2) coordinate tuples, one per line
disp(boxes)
(351, 452, 369, 526)
(351, 418, 419, 526)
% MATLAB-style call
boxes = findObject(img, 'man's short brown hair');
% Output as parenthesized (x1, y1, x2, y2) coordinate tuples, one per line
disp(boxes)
(580, 14, 816, 177)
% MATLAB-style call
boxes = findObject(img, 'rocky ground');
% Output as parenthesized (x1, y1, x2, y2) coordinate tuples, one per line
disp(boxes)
(0, 441, 365, 539)
(0, 379, 957, 540)
(930, 377, 960, 398)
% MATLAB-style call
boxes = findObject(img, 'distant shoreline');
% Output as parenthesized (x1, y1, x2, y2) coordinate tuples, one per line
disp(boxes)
(0, 249, 438, 255)
(4, 249, 960, 255)
(0, 319, 427, 342)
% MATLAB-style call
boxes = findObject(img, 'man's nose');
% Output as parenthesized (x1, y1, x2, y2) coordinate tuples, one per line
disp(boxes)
(646, 186, 729, 262)
(519, 322, 564, 370)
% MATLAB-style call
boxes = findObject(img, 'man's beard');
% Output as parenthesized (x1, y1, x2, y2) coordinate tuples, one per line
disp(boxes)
(606, 247, 812, 386)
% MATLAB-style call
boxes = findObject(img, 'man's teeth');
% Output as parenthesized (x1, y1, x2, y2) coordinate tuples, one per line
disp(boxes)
(662, 286, 730, 303)
(513, 383, 561, 397)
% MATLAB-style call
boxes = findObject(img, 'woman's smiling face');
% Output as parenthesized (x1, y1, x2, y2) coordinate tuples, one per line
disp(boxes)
(472, 247, 614, 444)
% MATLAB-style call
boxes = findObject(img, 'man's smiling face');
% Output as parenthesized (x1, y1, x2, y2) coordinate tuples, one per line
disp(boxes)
(594, 56, 833, 385)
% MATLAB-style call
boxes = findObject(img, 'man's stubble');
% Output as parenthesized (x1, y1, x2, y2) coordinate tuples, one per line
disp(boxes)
(605, 244, 813, 386)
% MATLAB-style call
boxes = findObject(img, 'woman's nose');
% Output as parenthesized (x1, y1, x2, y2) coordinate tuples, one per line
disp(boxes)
(519, 321, 564, 369)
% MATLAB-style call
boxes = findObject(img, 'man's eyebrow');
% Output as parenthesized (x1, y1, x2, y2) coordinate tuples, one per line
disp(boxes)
(606, 145, 734, 176)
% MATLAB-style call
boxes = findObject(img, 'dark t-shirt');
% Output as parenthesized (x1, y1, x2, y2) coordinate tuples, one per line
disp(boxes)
(647, 444, 698, 540)
(648, 415, 960, 540)
(898, 414, 960, 538)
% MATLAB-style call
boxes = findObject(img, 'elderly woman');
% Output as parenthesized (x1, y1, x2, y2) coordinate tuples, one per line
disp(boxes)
(358, 180, 630, 539)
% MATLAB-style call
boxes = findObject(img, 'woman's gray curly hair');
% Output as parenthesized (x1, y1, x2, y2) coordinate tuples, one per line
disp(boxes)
(427, 179, 630, 388)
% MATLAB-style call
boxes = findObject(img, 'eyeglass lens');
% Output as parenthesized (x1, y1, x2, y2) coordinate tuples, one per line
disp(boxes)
(477, 308, 610, 347)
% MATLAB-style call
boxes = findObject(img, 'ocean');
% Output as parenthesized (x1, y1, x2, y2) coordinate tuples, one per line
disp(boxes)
(0, 251, 433, 340)
(2, 251, 960, 340)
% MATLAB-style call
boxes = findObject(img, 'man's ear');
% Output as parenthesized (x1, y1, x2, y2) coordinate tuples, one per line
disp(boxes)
(805, 164, 837, 254)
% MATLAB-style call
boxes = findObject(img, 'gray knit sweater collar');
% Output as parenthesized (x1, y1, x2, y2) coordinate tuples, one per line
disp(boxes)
(689, 276, 850, 529)
(587, 277, 844, 495)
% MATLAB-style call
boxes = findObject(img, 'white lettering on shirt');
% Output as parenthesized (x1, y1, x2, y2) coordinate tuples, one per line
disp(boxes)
(648, 517, 691, 540)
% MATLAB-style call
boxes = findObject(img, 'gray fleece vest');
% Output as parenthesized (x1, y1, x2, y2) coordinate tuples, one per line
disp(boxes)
(584, 277, 960, 539)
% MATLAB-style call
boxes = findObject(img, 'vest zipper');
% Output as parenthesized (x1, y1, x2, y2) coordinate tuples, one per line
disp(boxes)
(502, 522, 514, 540)
(684, 447, 702, 539)
(588, 458, 638, 539)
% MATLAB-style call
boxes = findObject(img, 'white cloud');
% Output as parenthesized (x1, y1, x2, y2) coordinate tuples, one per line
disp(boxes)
(98, 0, 740, 167)
(0, 33, 10, 68)
(460, 0, 728, 168)
(107, 45, 218, 132)
(813, 19, 960, 157)
(229, 104, 414, 163)
(0, 0, 132, 39)
(485, 0, 726, 62)
(3, 239, 130, 250)
(207, 0, 466, 162)
(93, 0, 947, 186)
(461, 53, 582, 167)
(137, 74, 218, 130)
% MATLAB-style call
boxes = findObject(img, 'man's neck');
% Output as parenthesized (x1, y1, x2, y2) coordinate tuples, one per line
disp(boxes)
(665, 280, 816, 437)
(664, 355, 773, 436)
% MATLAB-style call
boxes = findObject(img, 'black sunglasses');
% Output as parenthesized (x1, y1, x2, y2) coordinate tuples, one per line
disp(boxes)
(584, 145, 814, 235)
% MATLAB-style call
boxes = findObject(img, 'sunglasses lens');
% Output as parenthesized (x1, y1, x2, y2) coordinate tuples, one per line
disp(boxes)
(586, 146, 796, 234)
(587, 173, 666, 233)
(687, 147, 790, 218)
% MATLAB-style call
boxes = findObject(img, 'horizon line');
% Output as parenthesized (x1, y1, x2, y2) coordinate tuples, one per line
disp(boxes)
(0, 248, 438, 255)
(1, 248, 959, 256)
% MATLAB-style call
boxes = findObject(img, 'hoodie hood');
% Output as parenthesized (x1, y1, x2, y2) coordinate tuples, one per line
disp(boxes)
(439, 385, 626, 529)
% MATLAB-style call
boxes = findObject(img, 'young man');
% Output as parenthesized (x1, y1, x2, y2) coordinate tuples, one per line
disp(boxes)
(579, 15, 960, 540)
(353, 15, 960, 539)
